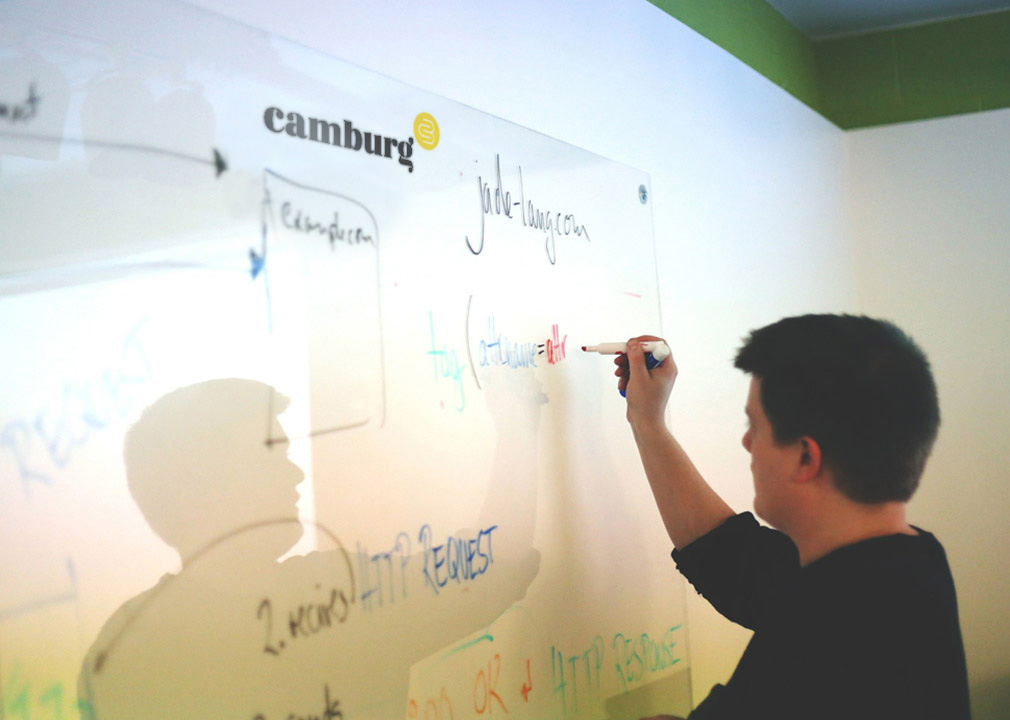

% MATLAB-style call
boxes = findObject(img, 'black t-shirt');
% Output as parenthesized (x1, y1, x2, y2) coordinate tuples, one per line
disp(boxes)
(673, 513, 970, 719)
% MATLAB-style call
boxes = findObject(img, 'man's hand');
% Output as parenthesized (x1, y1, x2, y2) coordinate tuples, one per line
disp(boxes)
(615, 335, 678, 428)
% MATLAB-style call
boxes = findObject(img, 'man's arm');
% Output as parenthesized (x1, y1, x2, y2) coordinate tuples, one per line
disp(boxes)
(618, 337, 734, 550)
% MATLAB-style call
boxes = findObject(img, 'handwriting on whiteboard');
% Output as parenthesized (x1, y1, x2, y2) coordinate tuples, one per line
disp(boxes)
(280, 201, 375, 249)
(409, 625, 683, 718)
(420, 523, 498, 595)
(2, 664, 95, 720)
(256, 584, 351, 657)
(477, 317, 569, 370)
(479, 316, 540, 369)
(0, 320, 152, 494)
(428, 312, 466, 412)
(465, 154, 590, 265)
(554, 626, 683, 713)
(356, 523, 502, 612)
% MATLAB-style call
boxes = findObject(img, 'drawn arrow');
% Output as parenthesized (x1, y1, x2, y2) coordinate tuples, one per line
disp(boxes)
(212, 148, 227, 177)
(249, 248, 266, 280)
(0, 131, 228, 177)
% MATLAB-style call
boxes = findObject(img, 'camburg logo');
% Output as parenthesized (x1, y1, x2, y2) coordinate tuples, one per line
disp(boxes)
(264, 106, 420, 173)
(262, 106, 440, 172)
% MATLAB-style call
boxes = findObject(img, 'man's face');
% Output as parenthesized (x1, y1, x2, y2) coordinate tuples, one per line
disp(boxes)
(742, 377, 795, 528)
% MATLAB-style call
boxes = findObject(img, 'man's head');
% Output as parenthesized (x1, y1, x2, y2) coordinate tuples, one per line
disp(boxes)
(734, 314, 940, 505)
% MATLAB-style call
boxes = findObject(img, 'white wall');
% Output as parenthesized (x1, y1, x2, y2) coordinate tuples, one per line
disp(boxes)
(848, 109, 1010, 718)
(188, 0, 856, 707)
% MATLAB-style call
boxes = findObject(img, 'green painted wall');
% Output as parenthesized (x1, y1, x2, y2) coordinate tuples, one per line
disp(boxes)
(817, 11, 1010, 128)
(648, 1, 1010, 129)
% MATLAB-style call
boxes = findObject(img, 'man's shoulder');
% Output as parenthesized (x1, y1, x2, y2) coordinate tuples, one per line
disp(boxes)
(806, 528, 954, 591)
(797, 529, 961, 644)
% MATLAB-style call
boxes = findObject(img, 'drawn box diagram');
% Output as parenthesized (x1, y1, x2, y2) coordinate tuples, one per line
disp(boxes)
(261, 170, 385, 442)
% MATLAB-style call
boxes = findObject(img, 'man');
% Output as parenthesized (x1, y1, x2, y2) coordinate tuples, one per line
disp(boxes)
(615, 315, 969, 719)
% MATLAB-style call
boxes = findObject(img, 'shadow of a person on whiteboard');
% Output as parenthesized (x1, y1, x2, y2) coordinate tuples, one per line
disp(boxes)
(78, 378, 541, 720)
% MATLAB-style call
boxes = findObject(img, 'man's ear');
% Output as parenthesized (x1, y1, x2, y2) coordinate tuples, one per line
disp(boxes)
(796, 437, 823, 482)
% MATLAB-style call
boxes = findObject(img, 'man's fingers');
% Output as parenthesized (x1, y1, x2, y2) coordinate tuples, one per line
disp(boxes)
(626, 339, 649, 382)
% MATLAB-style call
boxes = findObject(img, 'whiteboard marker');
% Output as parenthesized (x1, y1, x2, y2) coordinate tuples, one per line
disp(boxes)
(582, 341, 670, 364)
(583, 341, 670, 397)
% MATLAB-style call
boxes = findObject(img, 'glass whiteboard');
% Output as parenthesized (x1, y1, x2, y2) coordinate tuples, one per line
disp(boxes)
(0, 0, 691, 717)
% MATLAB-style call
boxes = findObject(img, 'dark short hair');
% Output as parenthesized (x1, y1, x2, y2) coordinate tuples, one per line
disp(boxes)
(734, 314, 940, 503)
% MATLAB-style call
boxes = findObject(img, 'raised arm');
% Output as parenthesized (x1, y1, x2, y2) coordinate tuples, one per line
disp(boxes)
(617, 336, 734, 550)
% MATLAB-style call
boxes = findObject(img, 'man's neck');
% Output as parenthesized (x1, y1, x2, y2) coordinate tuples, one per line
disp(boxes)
(792, 500, 915, 567)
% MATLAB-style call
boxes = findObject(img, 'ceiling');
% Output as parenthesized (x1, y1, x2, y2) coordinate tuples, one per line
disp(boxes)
(764, 0, 1010, 38)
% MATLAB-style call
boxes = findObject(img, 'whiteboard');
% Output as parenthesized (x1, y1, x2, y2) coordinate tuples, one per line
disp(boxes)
(0, 1, 691, 718)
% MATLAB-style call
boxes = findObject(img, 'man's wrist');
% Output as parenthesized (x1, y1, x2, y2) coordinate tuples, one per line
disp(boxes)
(629, 414, 669, 442)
